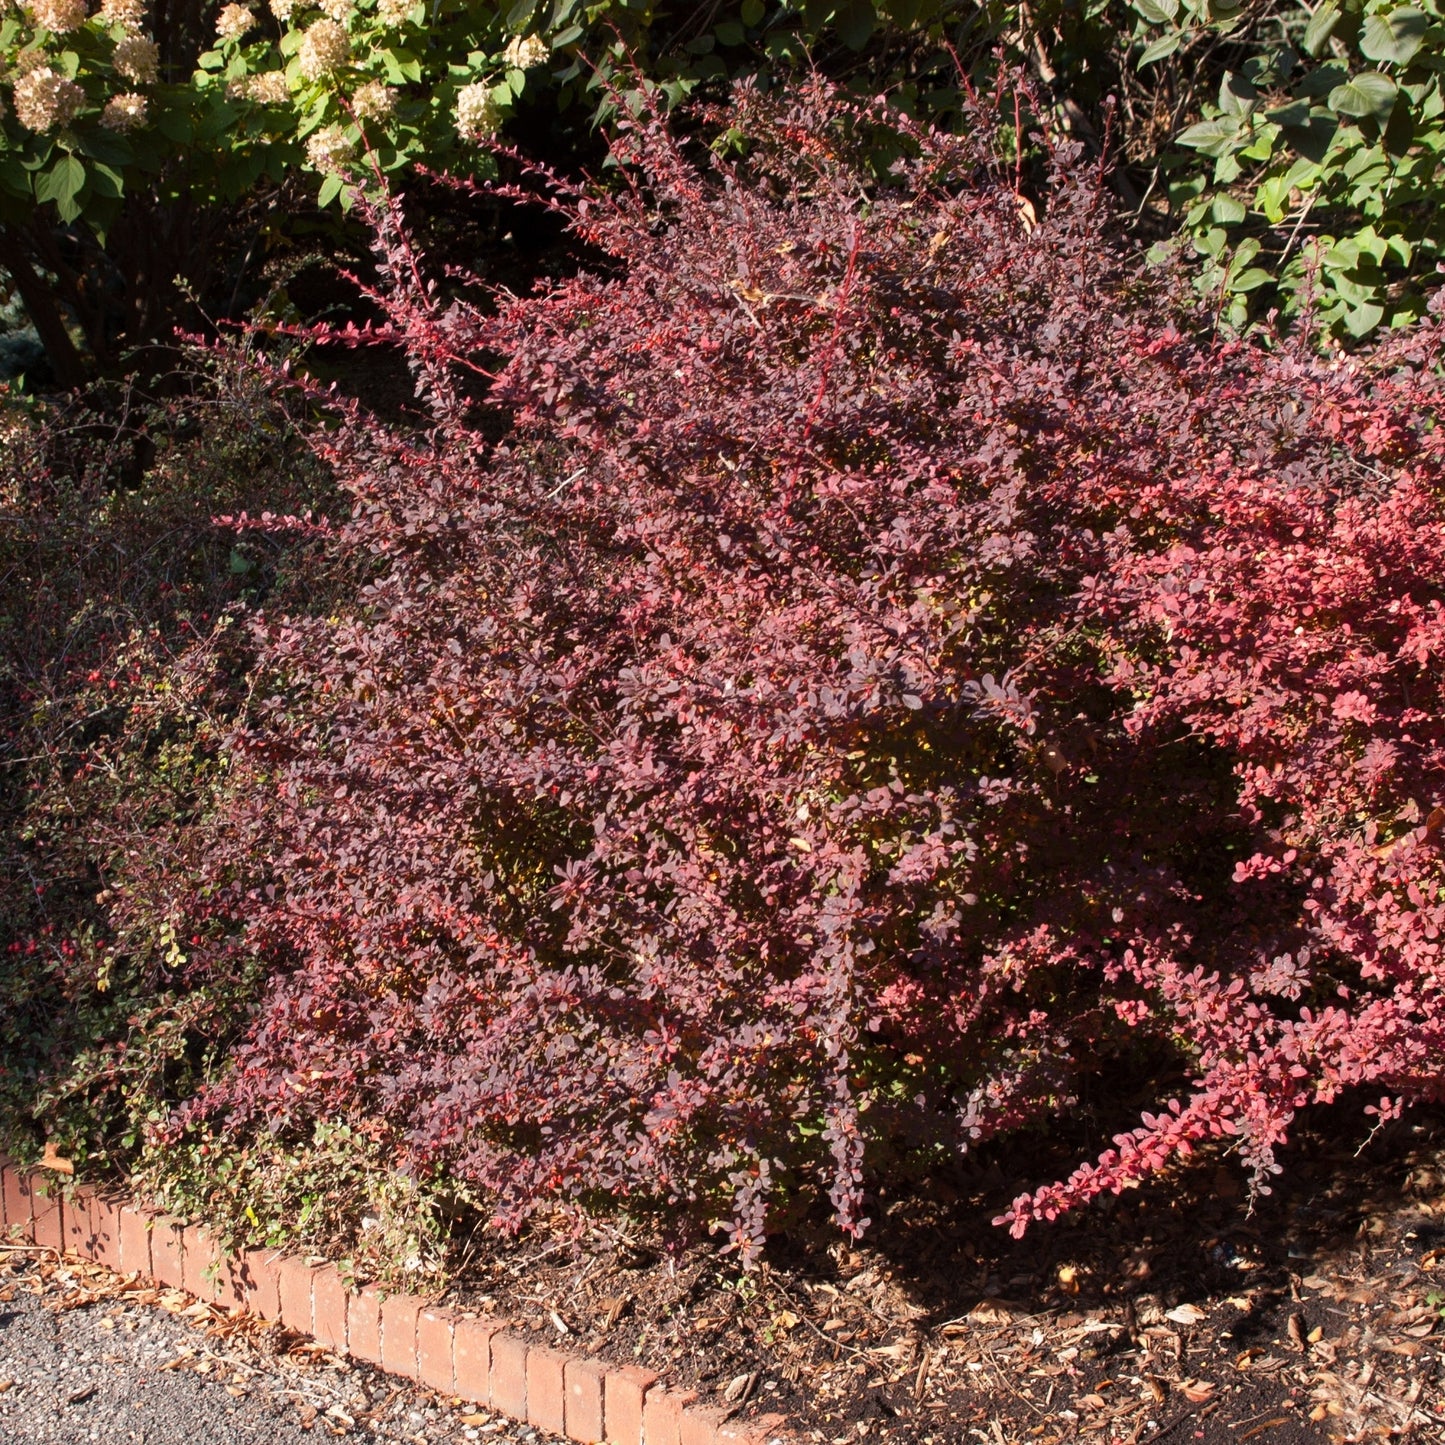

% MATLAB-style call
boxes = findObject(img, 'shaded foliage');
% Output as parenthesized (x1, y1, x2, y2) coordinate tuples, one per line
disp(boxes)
(0, 364, 338, 1169)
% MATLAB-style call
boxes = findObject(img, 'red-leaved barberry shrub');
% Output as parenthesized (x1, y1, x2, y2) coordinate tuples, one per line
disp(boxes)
(189, 79, 1445, 1256)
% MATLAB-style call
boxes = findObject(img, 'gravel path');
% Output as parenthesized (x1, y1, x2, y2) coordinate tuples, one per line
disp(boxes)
(0, 1248, 552, 1445)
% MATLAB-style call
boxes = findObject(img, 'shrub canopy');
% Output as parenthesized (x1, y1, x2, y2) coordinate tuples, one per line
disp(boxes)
(165, 80, 1445, 1255)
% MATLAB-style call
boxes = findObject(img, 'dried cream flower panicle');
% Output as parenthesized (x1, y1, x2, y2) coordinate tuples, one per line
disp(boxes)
(298, 18, 349, 79)
(374, 0, 412, 26)
(99, 0, 145, 30)
(305, 122, 354, 174)
(268, 0, 296, 18)
(246, 69, 289, 103)
(29, 0, 88, 33)
(12, 65, 85, 130)
(100, 90, 147, 129)
(455, 80, 500, 141)
(503, 32, 548, 69)
(113, 33, 159, 84)
(317, 0, 351, 21)
(351, 78, 394, 121)
(215, 2, 254, 41)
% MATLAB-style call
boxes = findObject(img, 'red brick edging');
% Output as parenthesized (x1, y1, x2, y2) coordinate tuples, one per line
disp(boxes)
(0, 1158, 789, 1445)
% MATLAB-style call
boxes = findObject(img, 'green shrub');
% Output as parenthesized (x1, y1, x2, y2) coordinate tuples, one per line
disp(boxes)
(0, 359, 338, 1172)
(1134, 0, 1445, 336)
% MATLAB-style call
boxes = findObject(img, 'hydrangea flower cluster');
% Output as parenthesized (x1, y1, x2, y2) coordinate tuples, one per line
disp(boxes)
(297, 18, 348, 80)
(28, 0, 88, 34)
(303, 121, 352, 173)
(113, 32, 158, 84)
(98, 0, 143, 29)
(100, 89, 146, 128)
(351, 78, 393, 120)
(244, 69, 289, 104)
(215, 2, 254, 42)
(454, 80, 499, 141)
(374, 0, 411, 26)
(12, 63, 84, 129)
(503, 32, 547, 69)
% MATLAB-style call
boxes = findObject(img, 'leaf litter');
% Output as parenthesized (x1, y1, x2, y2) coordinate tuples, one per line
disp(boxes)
(429, 1107, 1445, 1445)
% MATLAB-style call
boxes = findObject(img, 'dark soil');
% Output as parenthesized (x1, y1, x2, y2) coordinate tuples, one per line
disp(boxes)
(430, 1110, 1445, 1445)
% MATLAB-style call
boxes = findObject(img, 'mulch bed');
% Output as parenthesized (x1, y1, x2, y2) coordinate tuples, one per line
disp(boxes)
(435, 1109, 1445, 1445)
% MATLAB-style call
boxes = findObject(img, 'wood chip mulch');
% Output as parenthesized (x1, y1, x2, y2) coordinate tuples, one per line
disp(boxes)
(430, 1108, 1445, 1445)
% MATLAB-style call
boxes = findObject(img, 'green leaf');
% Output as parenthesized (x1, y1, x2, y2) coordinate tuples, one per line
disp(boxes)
(506, 0, 540, 26)
(1342, 299, 1384, 336)
(1358, 6, 1427, 66)
(1254, 174, 1291, 221)
(1230, 266, 1274, 292)
(1177, 116, 1242, 156)
(834, 0, 876, 49)
(316, 172, 344, 208)
(1218, 69, 1257, 116)
(1282, 109, 1339, 162)
(1137, 31, 1182, 67)
(1212, 193, 1246, 223)
(0, 155, 31, 200)
(1264, 98, 1310, 128)
(1133, 0, 1179, 20)
(715, 19, 745, 45)
(88, 161, 123, 200)
(36, 154, 85, 213)
(741, 0, 765, 22)
(1303, 2, 1340, 57)
(1329, 71, 1398, 120)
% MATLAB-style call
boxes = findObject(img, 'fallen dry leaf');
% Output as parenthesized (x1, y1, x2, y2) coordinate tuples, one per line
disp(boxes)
(1165, 1304, 1207, 1326)
(723, 1372, 756, 1404)
(39, 1141, 73, 1175)
(1237, 1418, 1289, 1442)
(1177, 1380, 1216, 1404)
(968, 1299, 1014, 1325)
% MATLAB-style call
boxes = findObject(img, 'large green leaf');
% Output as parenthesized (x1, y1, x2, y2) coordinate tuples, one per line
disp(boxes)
(1218, 69, 1257, 116)
(1177, 115, 1243, 156)
(834, 0, 876, 49)
(1137, 31, 1182, 67)
(35, 154, 85, 214)
(1329, 71, 1398, 119)
(1303, 2, 1341, 57)
(1358, 6, 1427, 66)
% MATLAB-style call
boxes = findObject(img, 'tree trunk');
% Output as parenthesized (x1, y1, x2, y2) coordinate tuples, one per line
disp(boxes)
(0, 223, 90, 389)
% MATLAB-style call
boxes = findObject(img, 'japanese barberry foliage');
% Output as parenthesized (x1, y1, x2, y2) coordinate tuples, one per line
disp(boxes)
(195, 79, 1445, 1256)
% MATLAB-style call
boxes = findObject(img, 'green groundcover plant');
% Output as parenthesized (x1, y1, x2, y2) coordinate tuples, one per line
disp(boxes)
(1134, 0, 1445, 336)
